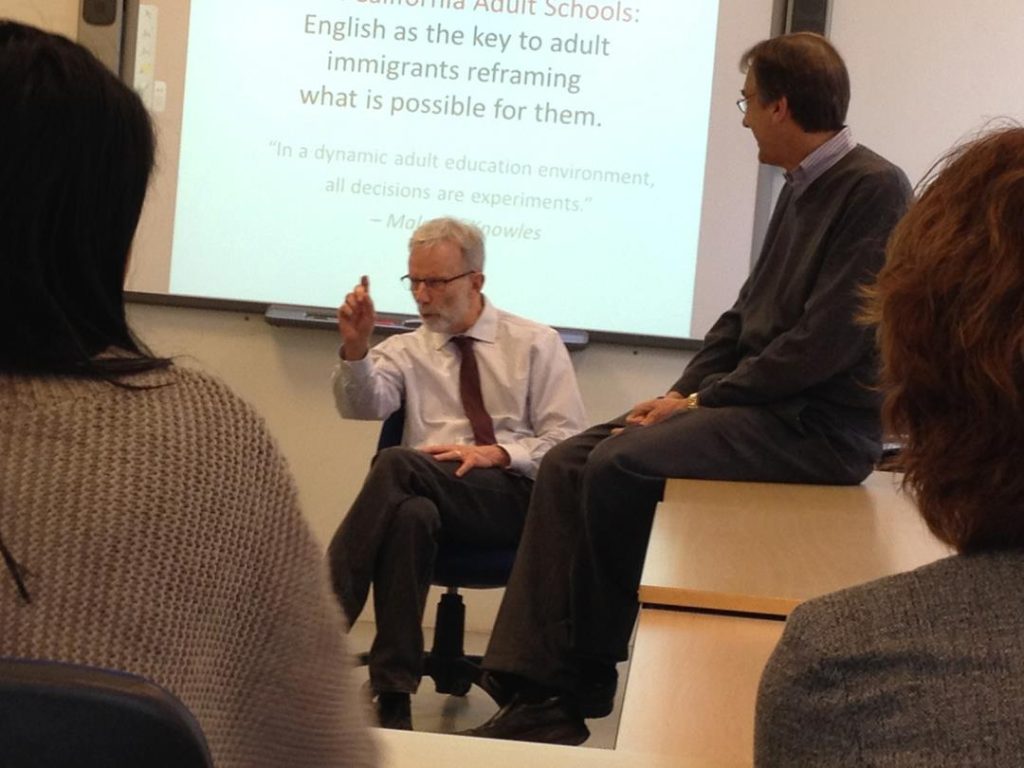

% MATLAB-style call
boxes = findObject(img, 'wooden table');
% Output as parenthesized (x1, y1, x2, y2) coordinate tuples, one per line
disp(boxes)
(640, 472, 953, 616)
(617, 609, 785, 767)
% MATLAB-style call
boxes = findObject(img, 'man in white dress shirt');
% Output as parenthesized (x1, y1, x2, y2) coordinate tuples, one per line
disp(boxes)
(328, 217, 586, 731)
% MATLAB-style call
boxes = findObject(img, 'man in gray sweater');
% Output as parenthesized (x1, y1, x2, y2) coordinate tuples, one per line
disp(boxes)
(464, 32, 913, 745)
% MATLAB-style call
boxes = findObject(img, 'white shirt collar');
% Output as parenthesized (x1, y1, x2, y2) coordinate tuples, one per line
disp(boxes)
(786, 126, 855, 198)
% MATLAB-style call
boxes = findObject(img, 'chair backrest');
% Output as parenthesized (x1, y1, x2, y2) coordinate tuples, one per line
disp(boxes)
(377, 405, 406, 452)
(0, 658, 213, 768)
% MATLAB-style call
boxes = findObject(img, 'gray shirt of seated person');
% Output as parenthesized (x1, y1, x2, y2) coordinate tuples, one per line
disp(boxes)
(675, 140, 912, 441)
(756, 550, 1024, 767)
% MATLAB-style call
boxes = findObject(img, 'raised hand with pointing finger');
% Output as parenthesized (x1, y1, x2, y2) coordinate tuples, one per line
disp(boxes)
(337, 275, 375, 360)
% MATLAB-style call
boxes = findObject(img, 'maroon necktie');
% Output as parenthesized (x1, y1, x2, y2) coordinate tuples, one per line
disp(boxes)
(451, 336, 496, 446)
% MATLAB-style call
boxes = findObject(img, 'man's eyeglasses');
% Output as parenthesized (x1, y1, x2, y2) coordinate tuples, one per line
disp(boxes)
(400, 270, 476, 291)
(736, 92, 757, 114)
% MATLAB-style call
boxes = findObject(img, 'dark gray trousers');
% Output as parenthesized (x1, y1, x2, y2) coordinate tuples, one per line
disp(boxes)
(482, 401, 879, 693)
(327, 446, 532, 693)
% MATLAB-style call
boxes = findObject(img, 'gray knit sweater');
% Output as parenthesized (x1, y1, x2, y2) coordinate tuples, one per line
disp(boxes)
(756, 551, 1024, 766)
(0, 366, 377, 767)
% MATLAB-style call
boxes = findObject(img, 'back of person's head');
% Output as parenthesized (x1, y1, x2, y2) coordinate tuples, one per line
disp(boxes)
(409, 217, 485, 272)
(741, 32, 849, 133)
(0, 21, 164, 377)
(869, 125, 1024, 552)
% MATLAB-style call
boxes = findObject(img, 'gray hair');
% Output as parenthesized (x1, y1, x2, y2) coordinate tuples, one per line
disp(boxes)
(409, 217, 485, 272)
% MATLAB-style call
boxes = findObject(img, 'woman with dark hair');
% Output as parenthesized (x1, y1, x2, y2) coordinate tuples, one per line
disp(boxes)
(0, 22, 376, 767)
(755, 126, 1024, 766)
(0, 21, 160, 375)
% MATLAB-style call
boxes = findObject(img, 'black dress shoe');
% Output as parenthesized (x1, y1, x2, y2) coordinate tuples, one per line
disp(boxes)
(374, 691, 412, 730)
(476, 670, 517, 707)
(576, 664, 618, 719)
(459, 694, 589, 746)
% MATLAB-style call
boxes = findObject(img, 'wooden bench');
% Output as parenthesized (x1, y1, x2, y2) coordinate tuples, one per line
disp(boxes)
(617, 471, 954, 765)
(639, 471, 953, 616)
(617, 609, 783, 767)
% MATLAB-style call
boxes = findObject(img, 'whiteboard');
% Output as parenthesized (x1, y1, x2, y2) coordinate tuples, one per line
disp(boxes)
(122, 0, 772, 345)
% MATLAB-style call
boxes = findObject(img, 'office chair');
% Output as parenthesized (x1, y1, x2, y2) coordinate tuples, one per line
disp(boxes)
(376, 406, 517, 697)
(0, 657, 213, 768)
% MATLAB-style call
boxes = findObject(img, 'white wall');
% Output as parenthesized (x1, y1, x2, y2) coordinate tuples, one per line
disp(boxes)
(0, 0, 75, 36)
(832, 0, 1024, 188)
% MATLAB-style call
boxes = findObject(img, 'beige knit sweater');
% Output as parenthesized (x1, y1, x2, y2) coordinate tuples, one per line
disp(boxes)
(0, 365, 377, 767)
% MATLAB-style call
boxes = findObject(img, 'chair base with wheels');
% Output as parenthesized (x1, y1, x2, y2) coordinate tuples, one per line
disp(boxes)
(423, 541, 517, 696)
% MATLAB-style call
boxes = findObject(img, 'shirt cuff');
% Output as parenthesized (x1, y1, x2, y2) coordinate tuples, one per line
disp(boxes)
(339, 354, 373, 374)
(499, 442, 531, 475)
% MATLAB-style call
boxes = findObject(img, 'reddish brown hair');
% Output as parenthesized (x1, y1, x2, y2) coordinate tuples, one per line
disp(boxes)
(867, 126, 1024, 551)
